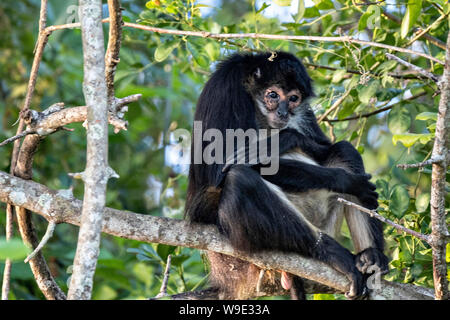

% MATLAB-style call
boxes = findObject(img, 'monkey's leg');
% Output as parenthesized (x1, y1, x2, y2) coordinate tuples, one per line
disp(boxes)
(324, 141, 389, 276)
(217, 165, 366, 299)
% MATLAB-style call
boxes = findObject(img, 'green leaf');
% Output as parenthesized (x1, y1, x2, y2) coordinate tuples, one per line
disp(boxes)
(314, 293, 335, 300)
(358, 80, 379, 104)
(156, 244, 177, 262)
(0, 238, 30, 261)
(375, 179, 390, 200)
(312, 0, 334, 10)
(256, 2, 271, 14)
(401, 0, 423, 38)
(389, 185, 410, 218)
(170, 254, 190, 267)
(416, 112, 437, 121)
(295, 0, 305, 22)
(415, 193, 430, 213)
(388, 107, 411, 135)
(304, 6, 320, 18)
(392, 133, 433, 147)
(204, 42, 219, 61)
(154, 40, 180, 63)
(93, 284, 117, 300)
(331, 69, 347, 83)
(274, 0, 292, 6)
(358, 5, 380, 31)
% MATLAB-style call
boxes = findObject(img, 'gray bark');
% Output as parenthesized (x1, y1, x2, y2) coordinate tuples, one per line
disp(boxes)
(67, 0, 110, 300)
(429, 32, 450, 300)
(0, 170, 434, 300)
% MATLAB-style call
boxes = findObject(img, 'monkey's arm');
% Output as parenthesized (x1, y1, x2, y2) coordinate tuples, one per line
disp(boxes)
(278, 128, 331, 162)
(259, 159, 379, 210)
(221, 129, 330, 176)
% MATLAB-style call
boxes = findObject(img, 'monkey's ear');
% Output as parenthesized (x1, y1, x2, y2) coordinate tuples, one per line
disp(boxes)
(254, 67, 262, 79)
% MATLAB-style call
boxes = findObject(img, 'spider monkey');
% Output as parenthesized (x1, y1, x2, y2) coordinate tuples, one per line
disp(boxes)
(185, 51, 388, 300)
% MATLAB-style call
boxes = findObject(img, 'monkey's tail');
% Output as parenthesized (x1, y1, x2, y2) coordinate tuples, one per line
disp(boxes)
(185, 186, 222, 225)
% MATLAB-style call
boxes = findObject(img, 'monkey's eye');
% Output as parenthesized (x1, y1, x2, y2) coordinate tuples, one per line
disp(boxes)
(268, 91, 279, 99)
(289, 95, 299, 102)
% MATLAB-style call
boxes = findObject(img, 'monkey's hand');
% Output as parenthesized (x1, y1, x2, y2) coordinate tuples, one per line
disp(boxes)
(345, 173, 379, 210)
(355, 248, 389, 276)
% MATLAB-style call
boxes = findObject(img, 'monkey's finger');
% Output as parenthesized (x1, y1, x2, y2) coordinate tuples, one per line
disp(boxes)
(281, 271, 293, 290)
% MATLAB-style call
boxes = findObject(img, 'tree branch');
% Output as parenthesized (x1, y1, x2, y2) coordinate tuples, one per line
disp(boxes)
(304, 63, 424, 80)
(67, 0, 110, 300)
(324, 91, 427, 122)
(24, 221, 56, 263)
(39, 20, 444, 65)
(397, 154, 447, 170)
(337, 198, 431, 244)
(428, 32, 450, 300)
(376, 4, 446, 50)
(317, 89, 352, 123)
(0, 171, 434, 300)
(105, 0, 123, 106)
(386, 53, 440, 83)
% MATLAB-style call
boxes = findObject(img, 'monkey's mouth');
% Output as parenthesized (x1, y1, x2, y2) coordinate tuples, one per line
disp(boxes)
(270, 119, 288, 129)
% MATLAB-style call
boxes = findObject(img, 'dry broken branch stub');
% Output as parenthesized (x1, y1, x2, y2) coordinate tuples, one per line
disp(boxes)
(0, 96, 142, 148)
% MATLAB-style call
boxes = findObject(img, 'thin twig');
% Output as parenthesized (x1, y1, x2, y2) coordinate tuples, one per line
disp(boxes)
(305, 63, 423, 80)
(318, 89, 352, 123)
(325, 91, 427, 122)
(376, 4, 446, 50)
(156, 254, 172, 298)
(386, 53, 440, 83)
(24, 222, 56, 263)
(406, 13, 449, 48)
(397, 155, 447, 169)
(1, 205, 14, 300)
(337, 198, 431, 243)
(123, 22, 444, 65)
(0, 130, 37, 147)
(40, 20, 444, 65)
(105, 0, 123, 105)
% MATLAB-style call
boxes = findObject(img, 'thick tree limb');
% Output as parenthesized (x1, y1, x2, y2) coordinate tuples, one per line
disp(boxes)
(428, 32, 450, 300)
(0, 171, 434, 300)
(67, 0, 110, 300)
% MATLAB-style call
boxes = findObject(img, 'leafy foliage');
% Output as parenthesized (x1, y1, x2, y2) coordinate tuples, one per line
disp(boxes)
(0, 0, 449, 299)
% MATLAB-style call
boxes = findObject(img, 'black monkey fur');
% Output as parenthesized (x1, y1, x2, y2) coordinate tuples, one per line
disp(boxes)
(185, 51, 388, 299)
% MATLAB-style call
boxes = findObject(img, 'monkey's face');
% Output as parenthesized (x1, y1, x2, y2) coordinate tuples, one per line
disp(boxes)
(255, 85, 302, 129)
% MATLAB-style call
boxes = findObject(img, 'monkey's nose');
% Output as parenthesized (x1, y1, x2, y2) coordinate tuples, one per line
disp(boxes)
(277, 109, 289, 119)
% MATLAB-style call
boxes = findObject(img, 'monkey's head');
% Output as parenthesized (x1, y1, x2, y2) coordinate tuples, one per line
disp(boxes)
(243, 52, 313, 129)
